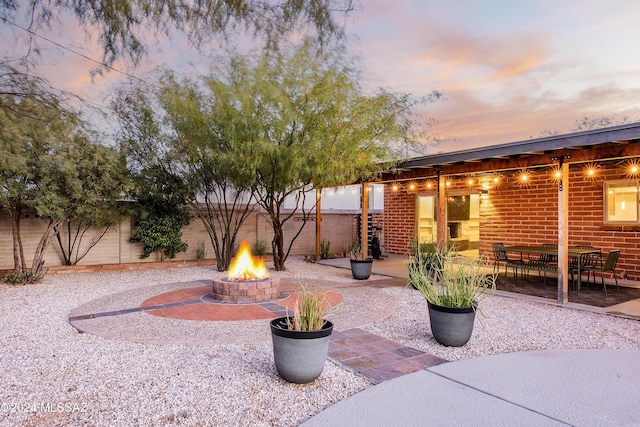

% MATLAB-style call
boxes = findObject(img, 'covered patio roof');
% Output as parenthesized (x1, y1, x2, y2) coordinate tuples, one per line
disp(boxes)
(383, 122, 640, 180)
(362, 122, 640, 306)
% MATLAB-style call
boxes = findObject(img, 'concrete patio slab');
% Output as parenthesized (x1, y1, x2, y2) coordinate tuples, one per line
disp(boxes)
(301, 348, 640, 427)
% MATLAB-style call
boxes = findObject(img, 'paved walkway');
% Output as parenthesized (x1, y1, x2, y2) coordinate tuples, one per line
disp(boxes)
(329, 328, 447, 384)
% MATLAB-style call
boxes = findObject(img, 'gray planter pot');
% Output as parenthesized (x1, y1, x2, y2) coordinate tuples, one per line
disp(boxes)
(350, 259, 373, 280)
(270, 317, 334, 384)
(427, 302, 476, 347)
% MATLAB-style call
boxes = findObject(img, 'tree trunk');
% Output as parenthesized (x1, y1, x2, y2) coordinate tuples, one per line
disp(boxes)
(8, 201, 26, 273)
(29, 219, 61, 282)
(55, 221, 72, 265)
(272, 217, 286, 271)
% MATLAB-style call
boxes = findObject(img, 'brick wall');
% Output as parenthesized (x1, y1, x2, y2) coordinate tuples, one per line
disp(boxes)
(383, 186, 419, 255)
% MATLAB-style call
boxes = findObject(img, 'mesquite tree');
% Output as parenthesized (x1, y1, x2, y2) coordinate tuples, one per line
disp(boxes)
(114, 79, 256, 271)
(0, 0, 353, 67)
(200, 40, 439, 270)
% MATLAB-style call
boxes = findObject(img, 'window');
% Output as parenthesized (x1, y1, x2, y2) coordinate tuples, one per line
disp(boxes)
(604, 180, 639, 223)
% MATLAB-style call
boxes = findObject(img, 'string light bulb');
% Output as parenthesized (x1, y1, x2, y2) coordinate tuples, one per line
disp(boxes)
(625, 159, 640, 178)
(583, 163, 599, 181)
(517, 169, 532, 187)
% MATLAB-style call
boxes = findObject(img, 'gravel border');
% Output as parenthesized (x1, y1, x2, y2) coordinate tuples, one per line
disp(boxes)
(1, 258, 640, 426)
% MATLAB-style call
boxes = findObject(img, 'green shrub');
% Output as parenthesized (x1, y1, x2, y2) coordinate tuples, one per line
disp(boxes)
(196, 241, 207, 260)
(130, 216, 188, 260)
(252, 239, 269, 256)
(320, 239, 330, 259)
(4, 270, 26, 285)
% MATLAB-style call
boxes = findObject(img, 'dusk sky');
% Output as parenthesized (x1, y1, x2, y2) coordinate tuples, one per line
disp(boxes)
(2, 0, 640, 154)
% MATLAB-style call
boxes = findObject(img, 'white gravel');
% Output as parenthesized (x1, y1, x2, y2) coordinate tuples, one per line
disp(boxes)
(1, 258, 640, 426)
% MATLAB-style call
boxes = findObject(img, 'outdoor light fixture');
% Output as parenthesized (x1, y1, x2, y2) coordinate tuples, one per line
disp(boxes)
(391, 183, 399, 192)
(583, 163, 599, 181)
(517, 169, 532, 187)
(426, 181, 433, 189)
(480, 189, 489, 199)
(486, 173, 503, 189)
(624, 159, 640, 178)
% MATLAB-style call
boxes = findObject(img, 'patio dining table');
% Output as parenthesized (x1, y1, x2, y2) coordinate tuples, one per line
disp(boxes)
(502, 245, 601, 292)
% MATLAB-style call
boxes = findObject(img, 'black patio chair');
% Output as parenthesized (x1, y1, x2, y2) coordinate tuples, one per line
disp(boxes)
(492, 243, 525, 280)
(570, 245, 601, 285)
(527, 243, 558, 282)
(579, 250, 621, 296)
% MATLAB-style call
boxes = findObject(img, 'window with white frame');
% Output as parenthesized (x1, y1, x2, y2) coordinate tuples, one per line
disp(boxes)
(604, 180, 639, 223)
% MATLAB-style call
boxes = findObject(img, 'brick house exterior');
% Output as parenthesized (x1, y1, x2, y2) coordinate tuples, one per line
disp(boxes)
(380, 123, 640, 289)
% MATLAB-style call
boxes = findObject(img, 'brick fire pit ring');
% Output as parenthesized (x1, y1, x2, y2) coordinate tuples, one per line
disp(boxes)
(211, 277, 281, 303)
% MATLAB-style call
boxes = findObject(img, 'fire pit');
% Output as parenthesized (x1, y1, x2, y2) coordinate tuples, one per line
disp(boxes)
(212, 241, 280, 303)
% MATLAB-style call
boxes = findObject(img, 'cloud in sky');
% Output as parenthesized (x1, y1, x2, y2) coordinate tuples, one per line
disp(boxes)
(2, 0, 639, 154)
(346, 0, 640, 152)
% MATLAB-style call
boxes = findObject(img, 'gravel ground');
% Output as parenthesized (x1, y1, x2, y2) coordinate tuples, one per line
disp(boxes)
(1, 258, 640, 426)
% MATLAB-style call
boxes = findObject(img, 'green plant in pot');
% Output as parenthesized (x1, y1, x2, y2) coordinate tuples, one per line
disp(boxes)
(408, 246, 495, 347)
(349, 238, 373, 280)
(408, 238, 440, 285)
(270, 286, 334, 384)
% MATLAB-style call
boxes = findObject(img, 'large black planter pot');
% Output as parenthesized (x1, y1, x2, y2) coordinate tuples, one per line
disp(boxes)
(427, 302, 476, 347)
(350, 259, 373, 280)
(270, 317, 334, 384)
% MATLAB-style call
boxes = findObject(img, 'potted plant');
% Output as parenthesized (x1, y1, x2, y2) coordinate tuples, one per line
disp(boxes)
(408, 239, 440, 286)
(270, 286, 334, 384)
(349, 238, 373, 280)
(407, 246, 495, 346)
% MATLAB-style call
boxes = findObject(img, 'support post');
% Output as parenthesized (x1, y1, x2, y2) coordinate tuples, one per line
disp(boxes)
(361, 183, 369, 259)
(437, 174, 447, 248)
(556, 158, 570, 304)
(316, 188, 322, 261)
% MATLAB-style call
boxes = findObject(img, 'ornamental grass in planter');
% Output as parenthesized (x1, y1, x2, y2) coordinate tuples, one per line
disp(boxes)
(270, 286, 334, 384)
(407, 246, 496, 346)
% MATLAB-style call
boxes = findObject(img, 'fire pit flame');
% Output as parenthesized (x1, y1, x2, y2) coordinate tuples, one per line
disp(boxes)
(227, 240, 268, 281)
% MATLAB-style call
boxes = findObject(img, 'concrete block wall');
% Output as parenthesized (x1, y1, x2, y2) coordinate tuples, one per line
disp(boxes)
(0, 208, 360, 272)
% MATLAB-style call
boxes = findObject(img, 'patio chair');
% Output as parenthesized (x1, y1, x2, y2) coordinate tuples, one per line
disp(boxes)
(570, 245, 601, 285)
(578, 250, 621, 296)
(492, 243, 525, 280)
(527, 243, 558, 283)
